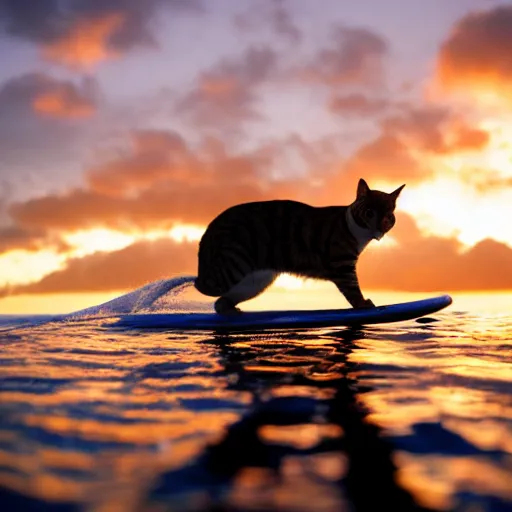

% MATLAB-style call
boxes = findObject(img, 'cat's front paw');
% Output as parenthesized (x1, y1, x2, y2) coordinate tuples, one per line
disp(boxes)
(354, 298, 375, 309)
(214, 297, 243, 316)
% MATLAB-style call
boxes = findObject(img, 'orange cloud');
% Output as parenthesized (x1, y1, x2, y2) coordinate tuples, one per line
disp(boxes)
(343, 133, 427, 187)
(436, 6, 512, 96)
(8, 131, 301, 231)
(3, 213, 512, 297)
(359, 213, 512, 292)
(199, 77, 239, 97)
(382, 107, 489, 154)
(9, 190, 126, 231)
(86, 130, 192, 195)
(324, 101, 489, 203)
(0, 73, 100, 193)
(329, 93, 390, 117)
(0, 226, 50, 253)
(0, 1, 203, 69)
(447, 122, 489, 152)
(32, 83, 96, 119)
(42, 13, 123, 69)
(8, 181, 291, 233)
(84, 130, 291, 205)
(176, 47, 278, 131)
(3, 108, 489, 239)
(0, 238, 196, 296)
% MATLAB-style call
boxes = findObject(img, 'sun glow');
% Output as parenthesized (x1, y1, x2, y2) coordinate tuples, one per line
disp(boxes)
(0, 225, 206, 295)
(274, 274, 305, 290)
(394, 114, 512, 248)
(167, 225, 205, 243)
(63, 225, 206, 258)
(64, 229, 136, 258)
(0, 250, 66, 288)
(400, 177, 512, 247)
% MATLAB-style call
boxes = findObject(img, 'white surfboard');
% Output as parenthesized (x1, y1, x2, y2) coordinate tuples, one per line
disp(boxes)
(110, 295, 453, 331)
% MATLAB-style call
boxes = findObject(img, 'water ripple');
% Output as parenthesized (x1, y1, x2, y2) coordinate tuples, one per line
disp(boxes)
(0, 311, 510, 511)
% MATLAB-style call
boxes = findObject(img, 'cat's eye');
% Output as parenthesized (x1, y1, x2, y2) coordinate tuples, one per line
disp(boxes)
(365, 209, 375, 219)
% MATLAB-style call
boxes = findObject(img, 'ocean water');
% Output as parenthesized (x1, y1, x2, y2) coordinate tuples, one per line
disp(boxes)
(0, 282, 511, 512)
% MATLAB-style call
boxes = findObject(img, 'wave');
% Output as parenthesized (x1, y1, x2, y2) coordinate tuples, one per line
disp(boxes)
(66, 275, 199, 319)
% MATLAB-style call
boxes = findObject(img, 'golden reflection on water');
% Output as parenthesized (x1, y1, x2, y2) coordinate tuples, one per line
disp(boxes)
(259, 424, 343, 450)
(346, 312, 512, 510)
(228, 454, 349, 512)
(395, 452, 512, 511)
(0, 297, 511, 510)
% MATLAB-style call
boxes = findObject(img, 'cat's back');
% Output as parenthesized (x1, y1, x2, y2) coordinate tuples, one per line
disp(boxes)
(200, 199, 343, 256)
(208, 199, 313, 227)
(200, 199, 321, 258)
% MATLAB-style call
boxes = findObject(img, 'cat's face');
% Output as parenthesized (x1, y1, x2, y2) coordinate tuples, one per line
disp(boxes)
(352, 178, 405, 239)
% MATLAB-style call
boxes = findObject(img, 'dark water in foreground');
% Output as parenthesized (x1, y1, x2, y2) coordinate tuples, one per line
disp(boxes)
(0, 309, 511, 512)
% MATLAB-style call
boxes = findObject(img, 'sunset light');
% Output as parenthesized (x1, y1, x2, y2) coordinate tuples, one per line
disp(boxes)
(0, 0, 511, 313)
(1, 3, 511, 512)
(0, 250, 65, 288)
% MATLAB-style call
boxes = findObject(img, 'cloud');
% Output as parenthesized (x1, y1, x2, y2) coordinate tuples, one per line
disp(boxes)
(0, 72, 97, 114)
(8, 190, 129, 231)
(332, 108, 443, 190)
(3, 212, 512, 296)
(5, 97, 488, 236)
(86, 130, 191, 195)
(436, 6, 512, 95)
(0, 226, 49, 253)
(452, 168, 512, 194)
(175, 46, 279, 131)
(328, 93, 391, 117)
(0, 73, 99, 198)
(359, 213, 512, 292)
(0, 0, 203, 68)
(0, 115, 505, 296)
(233, 0, 302, 44)
(41, 13, 125, 69)
(450, 123, 489, 152)
(7, 130, 301, 231)
(324, 101, 489, 199)
(32, 77, 97, 119)
(381, 106, 489, 154)
(0, 237, 197, 296)
(343, 133, 427, 186)
(297, 24, 388, 87)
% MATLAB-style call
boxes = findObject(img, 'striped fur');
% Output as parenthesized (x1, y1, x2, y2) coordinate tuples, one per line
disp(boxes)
(195, 179, 404, 314)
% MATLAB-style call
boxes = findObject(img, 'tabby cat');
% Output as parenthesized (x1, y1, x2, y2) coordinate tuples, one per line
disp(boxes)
(195, 178, 405, 315)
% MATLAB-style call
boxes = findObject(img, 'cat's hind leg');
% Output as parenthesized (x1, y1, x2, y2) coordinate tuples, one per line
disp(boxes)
(214, 270, 279, 315)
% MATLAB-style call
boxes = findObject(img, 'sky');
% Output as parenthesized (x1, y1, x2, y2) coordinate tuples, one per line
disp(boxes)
(1, 0, 512, 314)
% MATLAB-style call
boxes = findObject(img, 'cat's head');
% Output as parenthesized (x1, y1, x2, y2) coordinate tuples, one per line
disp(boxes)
(351, 178, 405, 239)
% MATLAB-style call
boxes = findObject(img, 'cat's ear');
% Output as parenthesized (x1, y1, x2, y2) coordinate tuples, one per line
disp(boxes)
(390, 184, 405, 200)
(357, 178, 370, 199)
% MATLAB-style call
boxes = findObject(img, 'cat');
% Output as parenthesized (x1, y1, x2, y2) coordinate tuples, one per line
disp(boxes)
(194, 178, 405, 315)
